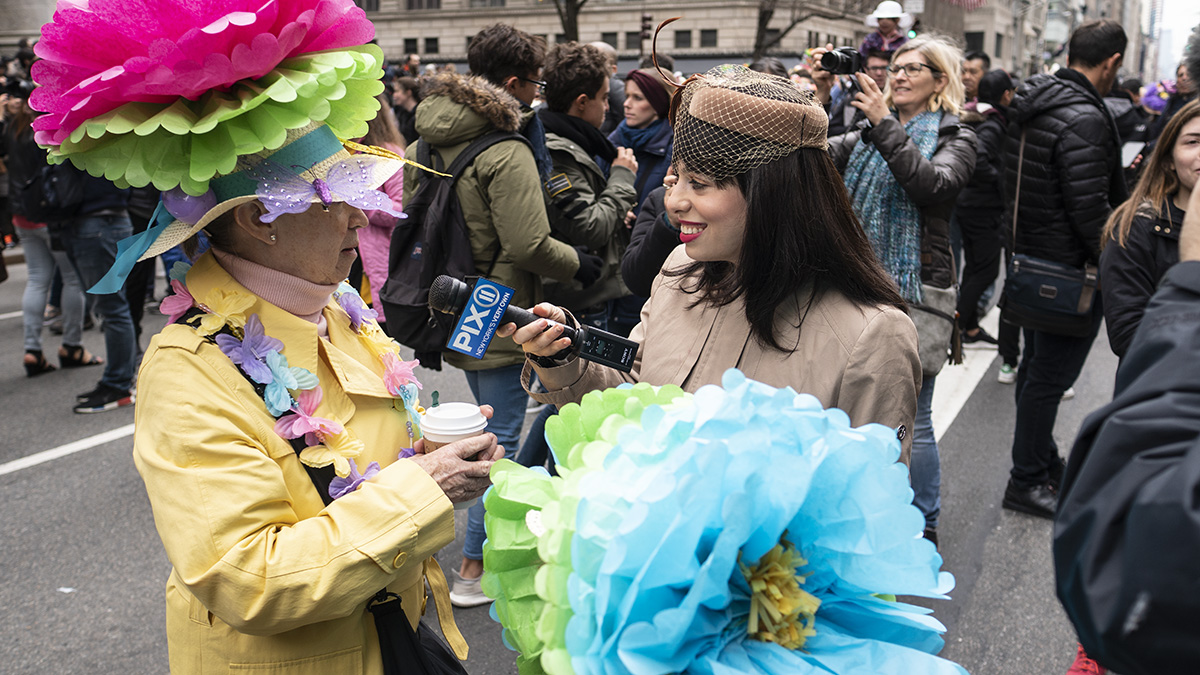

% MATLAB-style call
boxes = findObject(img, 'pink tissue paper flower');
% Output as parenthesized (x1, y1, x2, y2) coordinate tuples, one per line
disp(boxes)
(31, 0, 376, 146)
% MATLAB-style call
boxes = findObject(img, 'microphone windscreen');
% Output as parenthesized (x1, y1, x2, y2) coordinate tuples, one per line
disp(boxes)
(428, 275, 464, 314)
(1186, 24, 1200, 84)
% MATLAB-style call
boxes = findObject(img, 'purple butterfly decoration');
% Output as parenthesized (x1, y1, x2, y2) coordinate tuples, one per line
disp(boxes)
(247, 156, 407, 224)
(215, 314, 284, 384)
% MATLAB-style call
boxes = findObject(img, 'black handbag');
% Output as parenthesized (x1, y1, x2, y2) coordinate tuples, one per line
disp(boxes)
(1000, 130, 1100, 337)
(368, 591, 469, 675)
(1001, 255, 1099, 337)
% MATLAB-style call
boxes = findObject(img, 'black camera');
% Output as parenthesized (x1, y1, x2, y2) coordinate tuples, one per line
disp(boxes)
(820, 47, 863, 75)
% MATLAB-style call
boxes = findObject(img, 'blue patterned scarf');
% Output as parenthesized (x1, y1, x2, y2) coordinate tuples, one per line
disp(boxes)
(844, 110, 942, 303)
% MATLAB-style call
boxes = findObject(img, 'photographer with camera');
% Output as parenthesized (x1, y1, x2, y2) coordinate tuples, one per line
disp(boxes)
(815, 44, 894, 137)
(827, 35, 977, 545)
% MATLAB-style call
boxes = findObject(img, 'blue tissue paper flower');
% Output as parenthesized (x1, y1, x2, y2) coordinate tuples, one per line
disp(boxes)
(482, 369, 968, 675)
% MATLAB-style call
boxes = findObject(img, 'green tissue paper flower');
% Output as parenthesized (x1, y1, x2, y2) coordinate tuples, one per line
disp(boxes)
(482, 383, 688, 675)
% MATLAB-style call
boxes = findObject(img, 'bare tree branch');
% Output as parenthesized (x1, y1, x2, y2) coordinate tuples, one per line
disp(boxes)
(753, 0, 866, 60)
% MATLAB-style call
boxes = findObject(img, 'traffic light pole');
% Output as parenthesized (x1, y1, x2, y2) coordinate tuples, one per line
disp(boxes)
(638, 12, 652, 60)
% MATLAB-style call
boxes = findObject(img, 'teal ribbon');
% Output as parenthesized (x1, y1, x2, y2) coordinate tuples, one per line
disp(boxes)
(88, 200, 174, 294)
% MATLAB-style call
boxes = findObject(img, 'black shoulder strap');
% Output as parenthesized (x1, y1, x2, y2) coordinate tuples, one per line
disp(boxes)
(416, 139, 435, 172)
(446, 131, 531, 185)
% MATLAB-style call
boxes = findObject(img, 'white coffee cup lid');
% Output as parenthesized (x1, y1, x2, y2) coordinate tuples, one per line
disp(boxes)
(421, 402, 488, 438)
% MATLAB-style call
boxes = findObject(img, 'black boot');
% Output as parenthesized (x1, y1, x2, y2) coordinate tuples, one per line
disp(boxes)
(1002, 480, 1057, 519)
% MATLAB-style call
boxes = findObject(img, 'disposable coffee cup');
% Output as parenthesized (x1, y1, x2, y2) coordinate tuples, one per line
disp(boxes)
(420, 402, 489, 453)
(420, 402, 489, 510)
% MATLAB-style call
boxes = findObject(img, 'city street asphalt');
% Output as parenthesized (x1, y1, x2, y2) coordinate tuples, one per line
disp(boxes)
(0, 250, 1117, 674)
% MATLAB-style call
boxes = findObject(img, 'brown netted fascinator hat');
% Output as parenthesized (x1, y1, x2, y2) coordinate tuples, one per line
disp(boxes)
(670, 65, 828, 181)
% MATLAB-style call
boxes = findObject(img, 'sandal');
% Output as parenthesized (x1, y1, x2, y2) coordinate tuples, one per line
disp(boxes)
(59, 345, 104, 369)
(24, 350, 58, 377)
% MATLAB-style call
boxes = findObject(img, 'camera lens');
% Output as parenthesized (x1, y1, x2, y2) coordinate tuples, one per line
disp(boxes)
(820, 48, 862, 75)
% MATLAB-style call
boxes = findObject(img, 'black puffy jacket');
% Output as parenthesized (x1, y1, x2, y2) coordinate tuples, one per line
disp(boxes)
(1099, 199, 1183, 359)
(955, 106, 1008, 219)
(1004, 68, 1129, 267)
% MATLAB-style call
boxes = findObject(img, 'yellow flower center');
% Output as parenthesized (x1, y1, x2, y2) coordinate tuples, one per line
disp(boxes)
(738, 535, 820, 650)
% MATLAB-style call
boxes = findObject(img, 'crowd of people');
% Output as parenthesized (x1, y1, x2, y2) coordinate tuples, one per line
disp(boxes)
(5, 0, 1200, 672)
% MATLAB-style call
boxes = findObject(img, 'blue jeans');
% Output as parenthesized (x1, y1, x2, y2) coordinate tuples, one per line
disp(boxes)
(910, 375, 940, 529)
(65, 214, 137, 391)
(1010, 308, 1103, 489)
(22, 225, 86, 352)
(517, 405, 559, 475)
(462, 363, 526, 561)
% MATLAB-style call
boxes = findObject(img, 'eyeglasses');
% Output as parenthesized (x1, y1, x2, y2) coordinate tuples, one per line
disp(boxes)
(888, 63, 941, 78)
(518, 76, 546, 92)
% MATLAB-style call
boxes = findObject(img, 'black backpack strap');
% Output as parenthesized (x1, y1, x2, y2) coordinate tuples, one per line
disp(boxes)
(445, 131, 531, 186)
(441, 131, 530, 277)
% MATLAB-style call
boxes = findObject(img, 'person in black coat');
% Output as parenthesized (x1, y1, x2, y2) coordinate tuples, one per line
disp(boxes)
(620, 184, 679, 298)
(1099, 99, 1199, 360)
(956, 69, 1014, 344)
(1001, 20, 1129, 519)
(1053, 182, 1200, 675)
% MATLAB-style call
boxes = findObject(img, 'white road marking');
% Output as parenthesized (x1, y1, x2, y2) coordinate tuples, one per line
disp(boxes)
(0, 424, 134, 477)
(931, 307, 1002, 441)
(0, 309, 1002, 475)
(0, 310, 22, 321)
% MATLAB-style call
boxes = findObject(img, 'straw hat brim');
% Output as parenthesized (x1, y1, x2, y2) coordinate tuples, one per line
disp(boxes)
(137, 152, 406, 261)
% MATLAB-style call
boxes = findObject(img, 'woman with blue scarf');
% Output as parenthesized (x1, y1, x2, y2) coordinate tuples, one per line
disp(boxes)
(828, 35, 977, 546)
(607, 68, 676, 335)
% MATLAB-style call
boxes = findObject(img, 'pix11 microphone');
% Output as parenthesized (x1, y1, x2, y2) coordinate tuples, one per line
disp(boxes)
(428, 275, 638, 372)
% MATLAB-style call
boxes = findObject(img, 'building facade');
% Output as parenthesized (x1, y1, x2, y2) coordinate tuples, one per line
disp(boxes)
(360, 0, 965, 72)
(2, 0, 974, 75)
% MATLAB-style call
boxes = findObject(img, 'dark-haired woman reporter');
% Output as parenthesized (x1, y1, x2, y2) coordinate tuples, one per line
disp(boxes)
(500, 67, 922, 462)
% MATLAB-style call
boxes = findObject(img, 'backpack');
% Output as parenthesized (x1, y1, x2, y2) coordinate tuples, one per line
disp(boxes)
(380, 130, 530, 370)
(13, 160, 86, 224)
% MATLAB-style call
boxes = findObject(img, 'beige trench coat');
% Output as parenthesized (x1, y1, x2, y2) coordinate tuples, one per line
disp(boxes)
(524, 247, 922, 462)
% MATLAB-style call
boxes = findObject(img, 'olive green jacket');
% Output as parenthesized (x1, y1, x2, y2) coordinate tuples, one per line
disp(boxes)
(541, 132, 637, 313)
(405, 72, 578, 370)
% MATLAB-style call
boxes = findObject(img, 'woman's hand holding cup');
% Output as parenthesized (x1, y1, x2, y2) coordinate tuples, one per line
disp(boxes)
(409, 433, 502, 504)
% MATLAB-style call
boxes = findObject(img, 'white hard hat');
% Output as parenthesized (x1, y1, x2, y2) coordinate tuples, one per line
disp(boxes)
(866, 1, 914, 30)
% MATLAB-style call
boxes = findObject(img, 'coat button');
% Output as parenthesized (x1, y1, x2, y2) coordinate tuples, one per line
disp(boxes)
(393, 551, 408, 568)
(1155, 225, 1161, 231)
(1165, 228, 1172, 233)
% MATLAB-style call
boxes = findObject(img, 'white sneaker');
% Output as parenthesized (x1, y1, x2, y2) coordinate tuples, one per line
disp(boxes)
(1062, 387, 1075, 401)
(449, 570, 491, 608)
(997, 363, 1016, 384)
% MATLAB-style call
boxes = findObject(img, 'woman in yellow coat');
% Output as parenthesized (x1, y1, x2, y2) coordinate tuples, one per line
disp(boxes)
(134, 196, 500, 672)
(29, 2, 500, 672)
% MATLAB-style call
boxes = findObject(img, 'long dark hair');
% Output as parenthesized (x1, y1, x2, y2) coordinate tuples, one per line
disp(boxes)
(664, 148, 907, 352)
